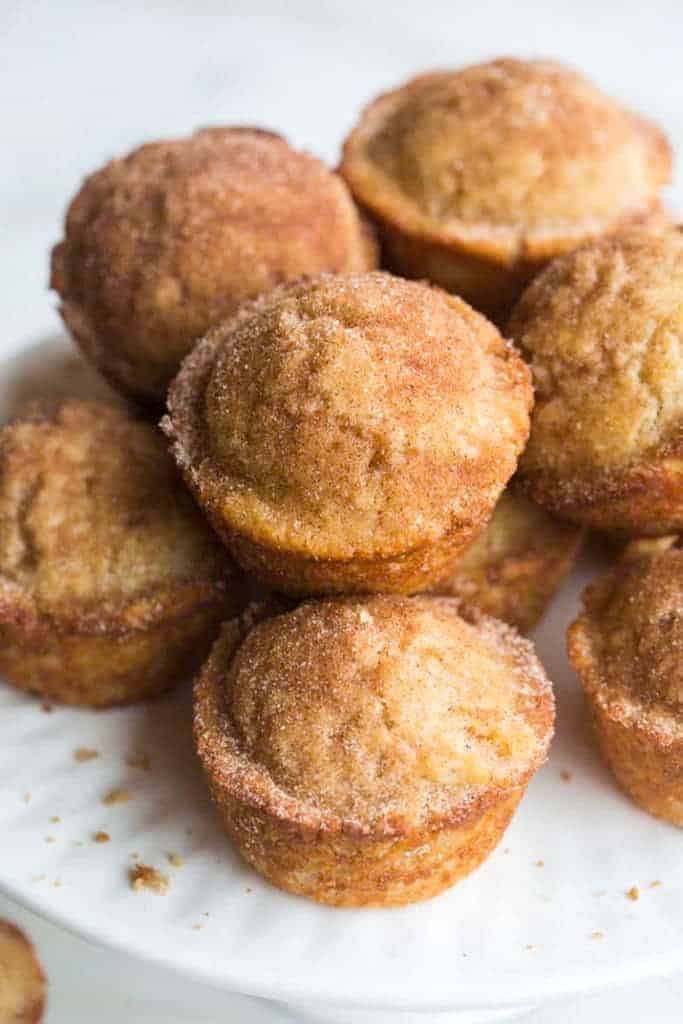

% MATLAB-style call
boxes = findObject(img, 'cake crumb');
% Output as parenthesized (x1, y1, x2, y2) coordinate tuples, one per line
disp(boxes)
(23, 792, 31, 804)
(44, 836, 55, 844)
(534, 859, 544, 868)
(590, 931, 604, 941)
(103, 788, 132, 806)
(94, 831, 110, 844)
(74, 747, 98, 763)
(126, 753, 151, 771)
(41, 701, 53, 713)
(192, 923, 204, 931)
(560, 769, 572, 782)
(650, 880, 662, 889)
(130, 864, 169, 894)
(167, 853, 184, 869)
(53, 880, 62, 888)
(626, 886, 640, 902)
(525, 944, 538, 952)
(48, 816, 60, 824)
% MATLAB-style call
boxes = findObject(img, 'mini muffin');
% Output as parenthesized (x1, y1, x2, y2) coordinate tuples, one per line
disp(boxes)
(434, 488, 583, 632)
(195, 594, 554, 906)
(0, 921, 46, 1023)
(50, 127, 377, 405)
(0, 399, 244, 707)
(341, 58, 671, 319)
(512, 225, 683, 535)
(163, 272, 532, 596)
(568, 537, 683, 824)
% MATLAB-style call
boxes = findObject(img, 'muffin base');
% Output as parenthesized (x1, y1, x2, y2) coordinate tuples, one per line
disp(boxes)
(587, 699, 683, 827)
(0, 604, 228, 708)
(213, 788, 523, 907)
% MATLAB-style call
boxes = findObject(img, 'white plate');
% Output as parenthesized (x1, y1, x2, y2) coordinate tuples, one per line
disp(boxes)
(1, 337, 683, 1022)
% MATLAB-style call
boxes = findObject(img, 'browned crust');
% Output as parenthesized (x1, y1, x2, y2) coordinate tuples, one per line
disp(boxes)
(568, 550, 683, 825)
(341, 61, 671, 318)
(214, 786, 523, 907)
(0, 920, 46, 1023)
(521, 453, 683, 537)
(433, 491, 584, 632)
(0, 600, 230, 708)
(51, 126, 378, 405)
(162, 274, 531, 595)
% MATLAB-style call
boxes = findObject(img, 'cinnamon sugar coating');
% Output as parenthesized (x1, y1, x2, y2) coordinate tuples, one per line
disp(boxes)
(163, 272, 532, 596)
(568, 538, 683, 824)
(0, 920, 46, 1023)
(194, 595, 554, 905)
(434, 488, 583, 632)
(341, 58, 671, 318)
(51, 127, 376, 404)
(0, 399, 244, 706)
(512, 225, 683, 535)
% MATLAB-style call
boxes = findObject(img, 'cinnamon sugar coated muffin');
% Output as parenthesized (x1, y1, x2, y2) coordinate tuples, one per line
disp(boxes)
(50, 127, 377, 404)
(341, 58, 671, 318)
(568, 537, 683, 824)
(0, 399, 244, 706)
(163, 272, 532, 596)
(511, 225, 683, 535)
(194, 595, 554, 906)
(434, 489, 583, 632)
(0, 921, 46, 1023)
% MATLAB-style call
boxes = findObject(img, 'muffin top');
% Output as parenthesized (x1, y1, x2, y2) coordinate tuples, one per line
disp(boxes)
(511, 226, 683, 504)
(195, 595, 554, 834)
(341, 59, 670, 259)
(569, 539, 683, 733)
(51, 127, 376, 400)
(435, 488, 583, 630)
(0, 921, 45, 1024)
(0, 400, 240, 631)
(165, 272, 532, 559)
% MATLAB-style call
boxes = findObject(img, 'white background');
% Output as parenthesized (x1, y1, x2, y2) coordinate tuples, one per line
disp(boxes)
(3, 1, 683, 1021)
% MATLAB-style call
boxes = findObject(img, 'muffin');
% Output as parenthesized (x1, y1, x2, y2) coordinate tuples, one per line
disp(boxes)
(163, 272, 532, 596)
(434, 488, 583, 632)
(0, 399, 244, 707)
(341, 58, 671, 319)
(195, 595, 554, 906)
(50, 127, 377, 405)
(511, 225, 683, 535)
(0, 921, 46, 1023)
(568, 536, 683, 824)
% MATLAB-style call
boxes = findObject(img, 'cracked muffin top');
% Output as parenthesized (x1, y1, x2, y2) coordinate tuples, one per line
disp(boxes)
(195, 595, 554, 834)
(568, 538, 683, 734)
(51, 127, 376, 402)
(511, 225, 683, 507)
(341, 58, 670, 260)
(0, 399, 240, 632)
(164, 272, 532, 560)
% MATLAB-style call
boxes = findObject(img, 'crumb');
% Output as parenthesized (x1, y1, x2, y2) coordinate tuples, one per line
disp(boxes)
(502, 847, 510, 855)
(130, 852, 140, 860)
(245, 887, 252, 894)
(74, 747, 98, 763)
(126, 753, 151, 771)
(41, 701, 53, 713)
(48, 816, 60, 824)
(167, 853, 184, 869)
(202, 912, 210, 917)
(102, 788, 132, 806)
(591, 931, 604, 941)
(192, 923, 203, 931)
(650, 880, 662, 889)
(560, 770, 572, 782)
(525, 944, 538, 952)
(44, 836, 55, 844)
(130, 864, 169, 894)
(23, 792, 31, 804)
(535, 859, 544, 868)
(31, 874, 46, 883)
(626, 886, 640, 902)
(94, 831, 110, 844)
(53, 880, 62, 888)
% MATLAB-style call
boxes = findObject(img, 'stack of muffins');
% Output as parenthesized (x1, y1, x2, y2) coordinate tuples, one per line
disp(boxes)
(2, 57, 682, 907)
